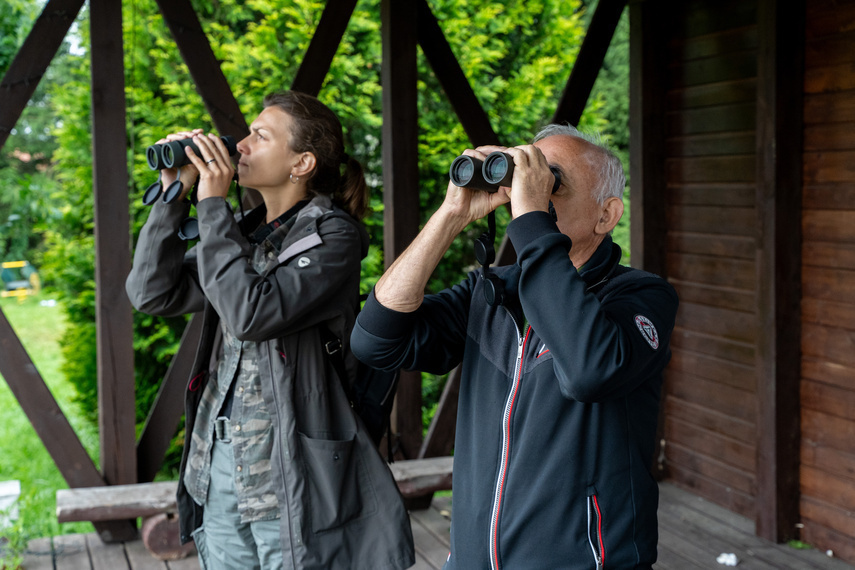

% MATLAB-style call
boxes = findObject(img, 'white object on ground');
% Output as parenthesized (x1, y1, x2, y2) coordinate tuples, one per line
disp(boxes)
(0, 480, 21, 529)
(716, 552, 739, 566)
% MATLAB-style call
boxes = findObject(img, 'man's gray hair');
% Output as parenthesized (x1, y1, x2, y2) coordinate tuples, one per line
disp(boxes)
(533, 124, 625, 205)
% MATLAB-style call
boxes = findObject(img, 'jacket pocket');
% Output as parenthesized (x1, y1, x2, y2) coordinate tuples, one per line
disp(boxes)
(587, 491, 605, 570)
(299, 432, 367, 533)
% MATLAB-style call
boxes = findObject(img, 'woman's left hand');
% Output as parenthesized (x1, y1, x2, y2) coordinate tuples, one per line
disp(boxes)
(185, 133, 236, 201)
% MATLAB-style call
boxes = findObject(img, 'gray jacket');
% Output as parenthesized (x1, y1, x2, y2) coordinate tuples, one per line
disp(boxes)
(126, 194, 415, 569)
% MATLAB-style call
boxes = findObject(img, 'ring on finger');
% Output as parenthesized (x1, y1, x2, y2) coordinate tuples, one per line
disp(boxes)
(206, 158, 216, 164)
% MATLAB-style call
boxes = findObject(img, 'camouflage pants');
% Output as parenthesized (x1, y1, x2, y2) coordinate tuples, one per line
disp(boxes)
(192, 438, 289, 570)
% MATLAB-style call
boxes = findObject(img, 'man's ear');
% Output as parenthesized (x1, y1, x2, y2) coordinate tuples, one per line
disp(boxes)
(595, 196, 624, 235)
(291, 151, 317, 179)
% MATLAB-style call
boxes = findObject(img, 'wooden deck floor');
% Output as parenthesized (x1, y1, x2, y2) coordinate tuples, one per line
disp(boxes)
(19, 483, 855, 569)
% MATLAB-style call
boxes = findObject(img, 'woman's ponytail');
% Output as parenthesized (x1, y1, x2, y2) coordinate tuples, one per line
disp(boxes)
(338, 155, 368, 221)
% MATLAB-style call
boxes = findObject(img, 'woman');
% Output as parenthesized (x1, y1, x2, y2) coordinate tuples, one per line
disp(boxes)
(126, 91, 414, 570)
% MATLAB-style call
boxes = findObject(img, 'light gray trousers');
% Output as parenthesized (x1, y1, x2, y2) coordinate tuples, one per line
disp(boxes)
(192, 437, 288, 570)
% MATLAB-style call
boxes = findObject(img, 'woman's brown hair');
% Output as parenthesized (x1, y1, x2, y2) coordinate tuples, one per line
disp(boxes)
(263, 91, 368, 220)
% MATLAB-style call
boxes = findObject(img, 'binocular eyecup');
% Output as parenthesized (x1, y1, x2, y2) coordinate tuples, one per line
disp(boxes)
(146, 135, 238, 170)
(449, 151, 561, 194)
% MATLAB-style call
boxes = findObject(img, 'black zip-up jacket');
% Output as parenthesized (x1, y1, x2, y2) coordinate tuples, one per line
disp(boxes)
(351, 211, 678, 569)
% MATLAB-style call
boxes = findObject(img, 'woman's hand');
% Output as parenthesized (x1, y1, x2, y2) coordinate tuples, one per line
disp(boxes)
(184, 133, 236, 201)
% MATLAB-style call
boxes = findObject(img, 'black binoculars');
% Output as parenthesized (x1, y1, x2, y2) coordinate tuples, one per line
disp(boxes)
(449, 151, 561, 193)
(146, 135, 237, 171)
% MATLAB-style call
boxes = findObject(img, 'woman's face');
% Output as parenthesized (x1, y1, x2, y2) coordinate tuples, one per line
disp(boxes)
(236, 106, 304, 191)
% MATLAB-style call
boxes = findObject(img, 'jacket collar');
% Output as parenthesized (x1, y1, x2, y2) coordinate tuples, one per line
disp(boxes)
(579, 235, 624, 293)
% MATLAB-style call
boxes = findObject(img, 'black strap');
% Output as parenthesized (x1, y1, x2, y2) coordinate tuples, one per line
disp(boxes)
(319, 326, 354, 405)
(319, 324, 395, 462)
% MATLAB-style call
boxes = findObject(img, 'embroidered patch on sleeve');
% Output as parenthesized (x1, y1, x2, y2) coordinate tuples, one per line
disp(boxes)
(634, 315, 660, 350)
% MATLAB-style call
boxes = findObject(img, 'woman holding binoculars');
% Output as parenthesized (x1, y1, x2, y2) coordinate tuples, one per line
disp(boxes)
(126, 91, 414, 570)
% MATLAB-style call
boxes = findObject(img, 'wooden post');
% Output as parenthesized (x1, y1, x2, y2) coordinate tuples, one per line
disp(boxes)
(89, 0, 138, 542)
(381, 0, 422, 460)
(754, 0, 804, 543)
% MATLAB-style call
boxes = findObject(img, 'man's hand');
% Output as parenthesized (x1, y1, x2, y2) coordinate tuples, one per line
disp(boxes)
(502, 144, 555, 218)
(438, 147, 511, 230)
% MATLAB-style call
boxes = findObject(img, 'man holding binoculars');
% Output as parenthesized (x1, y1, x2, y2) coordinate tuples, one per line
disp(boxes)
(352, 124, 678, 569)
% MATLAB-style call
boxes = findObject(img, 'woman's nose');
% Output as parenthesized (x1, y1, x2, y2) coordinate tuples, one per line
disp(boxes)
(236, 135, 250, 155)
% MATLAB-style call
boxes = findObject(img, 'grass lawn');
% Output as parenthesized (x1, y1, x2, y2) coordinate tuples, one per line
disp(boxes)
(0, 293, 99, 540)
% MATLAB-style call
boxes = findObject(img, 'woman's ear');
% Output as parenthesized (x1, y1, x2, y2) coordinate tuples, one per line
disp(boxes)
(595, 196, 624, 235)
(291, 151, 317, 179)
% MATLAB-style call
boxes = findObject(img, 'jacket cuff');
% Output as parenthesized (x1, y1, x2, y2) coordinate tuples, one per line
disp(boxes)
(358, 289, 418, 339)
(195, 196, 230, 218)
(150, 193, 192, 220)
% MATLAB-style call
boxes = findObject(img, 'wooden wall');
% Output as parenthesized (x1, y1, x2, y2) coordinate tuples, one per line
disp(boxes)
(800, 0, 855, 561)
(659, 0, 760, 518)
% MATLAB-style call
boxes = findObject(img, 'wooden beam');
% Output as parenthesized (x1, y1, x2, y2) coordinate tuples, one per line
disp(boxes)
(381, 0, 422, 460)
(416, 0, 498, 146)
(0, 308, 104, 489)
(553, 0, 628, 126)
(154, 0, 259, 207)
(0, 0, 85, 151)
(153, 0, 248, 140)
(419, 367, 460, 459)
(754, 0, 804, 543)
(291, 0, 358, 96)
(136, 314, 204, 483)
(90, 0, 137, 494)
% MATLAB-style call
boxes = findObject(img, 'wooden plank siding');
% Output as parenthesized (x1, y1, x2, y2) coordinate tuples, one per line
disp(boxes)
(659, 0, 761, 519)
(801, 0, 855, 561)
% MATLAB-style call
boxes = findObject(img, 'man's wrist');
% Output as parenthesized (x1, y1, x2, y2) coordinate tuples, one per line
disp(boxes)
(434, 203, 474, 235)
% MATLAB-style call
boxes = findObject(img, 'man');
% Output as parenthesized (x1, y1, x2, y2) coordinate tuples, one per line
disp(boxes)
(351, 125, 678, 569)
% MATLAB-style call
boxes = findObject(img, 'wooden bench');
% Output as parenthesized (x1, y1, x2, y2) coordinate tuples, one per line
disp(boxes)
(56, 456, 453, 559)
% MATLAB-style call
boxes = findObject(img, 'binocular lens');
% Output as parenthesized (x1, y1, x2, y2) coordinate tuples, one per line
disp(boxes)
(450, 156, 476, 186)
(162, 144, 177, 169)
(449, 155, 497, 192)
(146, 145, 165, 170)
(482, 152, 512, 186)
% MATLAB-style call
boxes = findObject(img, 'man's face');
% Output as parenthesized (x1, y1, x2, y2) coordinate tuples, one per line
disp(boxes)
(533, 134, 611, 266)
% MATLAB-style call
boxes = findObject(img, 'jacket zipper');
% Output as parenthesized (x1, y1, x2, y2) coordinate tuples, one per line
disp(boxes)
(587, 494, 605, 570)
(489, 324, 531, 570)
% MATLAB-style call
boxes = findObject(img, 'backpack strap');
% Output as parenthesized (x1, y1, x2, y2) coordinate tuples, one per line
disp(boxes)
(319, 325, 355, 406)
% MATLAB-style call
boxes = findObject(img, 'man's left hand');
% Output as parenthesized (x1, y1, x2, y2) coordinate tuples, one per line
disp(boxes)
(494, 145, 555, 218)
